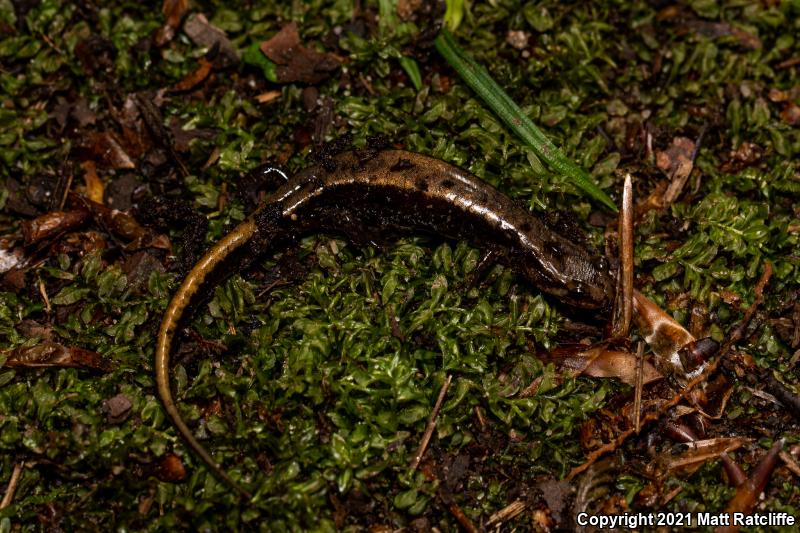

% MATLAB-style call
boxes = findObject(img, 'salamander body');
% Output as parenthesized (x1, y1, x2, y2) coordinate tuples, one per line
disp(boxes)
(155, 149, 615, 497)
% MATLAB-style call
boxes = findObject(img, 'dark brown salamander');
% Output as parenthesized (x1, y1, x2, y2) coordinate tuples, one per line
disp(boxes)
(155, 149, 615, 498)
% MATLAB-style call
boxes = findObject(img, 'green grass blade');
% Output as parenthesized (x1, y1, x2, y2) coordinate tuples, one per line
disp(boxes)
(434, 29, 617, 211)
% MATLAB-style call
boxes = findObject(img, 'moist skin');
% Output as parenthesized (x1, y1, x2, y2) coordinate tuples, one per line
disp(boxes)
(155, 149, 615, 497)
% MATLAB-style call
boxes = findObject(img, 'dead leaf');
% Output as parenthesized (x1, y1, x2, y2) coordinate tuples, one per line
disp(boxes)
(168, 117, 217, 152)
(4, 342, 109, 371)
(103, 394, 133, 424)
(768, 87, 800, 102)
(260, 22, 340, 84)
(74, 35, 116, 76)
(154, 453, 187, 482)
(719, 142, 763, 173)
(172, 57, 213, 92)
(633, 290, 695, 376)
(555, 345, 663, 386)
(683, 21, 762, 50)
(122, 251, 166, 294)
(656, 136, 695, 205)
(55, 230, 107, 256)
(656, 437, 750, 477)
(183, 13, 239, 66)
(155, 0, 189, 46)
(21, 209, 90, 246)
(255, 90, 281, 104)
(780, 102, 800, 125)
(397, 0, 423, 21)
(86, 132, 136, 169)
(71, 98, 97, 127)
(81, 160, 104, 204)
(1, 269, 26, 292)
(71, 194, 171, 251)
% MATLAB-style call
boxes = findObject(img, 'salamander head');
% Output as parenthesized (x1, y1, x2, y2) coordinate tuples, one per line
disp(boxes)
(523, 252, 615, 310)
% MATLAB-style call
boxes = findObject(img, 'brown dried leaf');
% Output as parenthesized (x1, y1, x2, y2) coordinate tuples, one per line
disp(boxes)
(767, 87, 800, 102)
(657, 437, 750, 477)
(719, 142, 764, 174)
(163, 0, 188, 28)
(260, 22, 340, 84)
(4, 342, 109, 372)
(556, 346, 663, 386)
(656, 137, 695, 205)
(154, 453, 187, 482)
(633, 290, 695, 375)
(1, 269, 26, 292)
(155, 0, 189, 46)
(683, 21, 762, 50)
(255, 90, 282, 104)
(73, 194, 171, 250)
(81, 160, 104, 204)
(780, 102, 800, 125)
(183, 13, 239, 66)
(86, 132, 136, 169)
(71, 98, 97, 127)
(169, 117, 217, 152)
(21, 209, 90, 246)
(172, 57, 213, 92)
(54, 230, 107, 256)
(122, 251, 166, 294)
(397, 0, 423, 20)
(103, 394, 133, 424)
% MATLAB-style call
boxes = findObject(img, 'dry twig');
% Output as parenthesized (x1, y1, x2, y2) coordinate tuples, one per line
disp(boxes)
(410, 375, 453, 470)
(633, 342, 644, 432)
(1, 462, 24, 509)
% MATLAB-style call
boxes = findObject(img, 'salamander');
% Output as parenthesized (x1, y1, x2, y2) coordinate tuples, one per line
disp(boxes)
(155, 149, 616, 498)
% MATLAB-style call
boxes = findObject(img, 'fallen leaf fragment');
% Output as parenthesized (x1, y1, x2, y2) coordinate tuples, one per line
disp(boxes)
(683, 21, 762, 50)
(21, 209, 90, 246)
(556, 345, 663, 386)
(155, 453, 187, 482)
(656, 437, 750, 476)
(656, 136, 695, 205)
(122, 251, 166, 294)
(768, 87, 800, 102)
(255, 90, 281, 104)
(183, 13, 239, 66)
(168, 118, 218, 152)
(86, 132, 136, 169)
(720, 142, 763, 173)
(780, 102, 800, 125)
(71, 98, 97, 127)
(75, 195, 171, 251)
(4, 342, 109, 371)
(103, 394, 133, 424)
(81, 160, 104, 204)
(397, 0, 423, 20)
(633, 290, 695, 375)
(260, 22, 340, 84)
(155, 0, 189, 46)
(172, 57, 213, 92)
